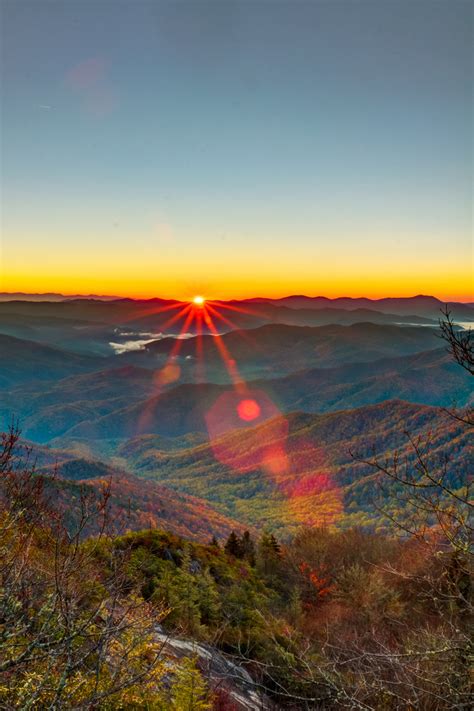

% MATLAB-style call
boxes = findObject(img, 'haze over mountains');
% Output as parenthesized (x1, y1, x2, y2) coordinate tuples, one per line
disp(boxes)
(0, 292, 122, 301)
(1, 291, 473, 311)
(0, 294, 472, 541)
(114, 399, 471, 535)
(13, 398, 471, 540)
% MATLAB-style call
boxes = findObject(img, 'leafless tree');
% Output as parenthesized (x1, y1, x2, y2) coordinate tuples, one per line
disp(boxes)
(0, 424, 167, 709)
(337, 310, 474, 709)
(439, 306, 474, 376)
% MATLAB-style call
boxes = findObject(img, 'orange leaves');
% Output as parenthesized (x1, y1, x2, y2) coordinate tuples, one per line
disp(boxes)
(299, 561, 334, 600)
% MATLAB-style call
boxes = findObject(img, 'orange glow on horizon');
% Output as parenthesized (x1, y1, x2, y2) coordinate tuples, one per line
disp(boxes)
(2, 224, 472, 304)
(1, 282, 472, 304)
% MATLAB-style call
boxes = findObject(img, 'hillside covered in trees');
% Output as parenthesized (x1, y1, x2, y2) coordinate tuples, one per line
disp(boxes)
(0, 421, 471, 709)
(0, 298, 472, 708)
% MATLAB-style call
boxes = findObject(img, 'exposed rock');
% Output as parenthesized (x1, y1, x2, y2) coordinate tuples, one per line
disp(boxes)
(155, 626, 274, 710)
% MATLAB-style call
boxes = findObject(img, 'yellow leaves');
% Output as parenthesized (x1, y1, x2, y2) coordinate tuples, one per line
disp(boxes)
(170, 656, 212, 711)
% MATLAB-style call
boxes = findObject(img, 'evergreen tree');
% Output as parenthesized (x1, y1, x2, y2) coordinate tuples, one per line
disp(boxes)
(153, 549, 202, 635)
(258, 531, 281, 557)
(288, 588, 303, 626)
(241, 530, 256, 566)
(257, 531, 283, 578)
(170, 656, 211, 710)
(269, 533, 281, 557)
(224, 531, 243, 558)
(196, 566, 221, 627)
(178, 547, 203, 635)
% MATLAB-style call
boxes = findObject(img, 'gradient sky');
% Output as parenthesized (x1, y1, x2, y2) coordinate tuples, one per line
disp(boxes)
(1, 0, 472, 300)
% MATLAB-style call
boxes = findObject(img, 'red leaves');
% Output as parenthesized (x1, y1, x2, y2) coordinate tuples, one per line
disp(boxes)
(299, 561, 334, 599)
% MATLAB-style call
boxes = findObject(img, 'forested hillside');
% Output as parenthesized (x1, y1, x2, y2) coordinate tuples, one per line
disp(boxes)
(0, 424, 471, 709)
(0, 299, 472, 708)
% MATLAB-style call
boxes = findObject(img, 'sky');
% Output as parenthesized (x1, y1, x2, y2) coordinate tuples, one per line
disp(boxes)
(0, 0, 472, 301)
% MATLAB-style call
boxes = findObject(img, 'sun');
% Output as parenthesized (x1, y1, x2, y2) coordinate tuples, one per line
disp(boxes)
(193, 295, 205, 305)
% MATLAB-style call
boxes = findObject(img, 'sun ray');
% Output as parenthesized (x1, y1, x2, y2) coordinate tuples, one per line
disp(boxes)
(202, 308, 245, 391)
(211, 300, 268, 318)
(205, 303, 262, 350)
(194, 306, 206, 383)
(135, 298, 262, 435)
(168, 306, 196, 358)
(158, 303, 193, 332)
(204, 303, 235, 330)
(116, 299, 186, 329)
(135, 304, 195, 434)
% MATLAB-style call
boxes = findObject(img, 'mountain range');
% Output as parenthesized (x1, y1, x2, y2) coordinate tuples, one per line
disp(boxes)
(18, 398, 471, 540)
(1, 294, 471, 542)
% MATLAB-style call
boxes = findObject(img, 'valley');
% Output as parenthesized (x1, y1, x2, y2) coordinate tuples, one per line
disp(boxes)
(1, 295, 471, 543)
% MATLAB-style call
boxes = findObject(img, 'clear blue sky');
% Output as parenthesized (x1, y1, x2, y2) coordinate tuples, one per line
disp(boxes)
(1, 0, 472, 299)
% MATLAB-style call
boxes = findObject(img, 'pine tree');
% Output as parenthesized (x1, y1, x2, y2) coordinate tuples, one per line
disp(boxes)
(241, 530, 256, 566)
(258, 530, 281, 557)
(257, 531, 283, 578)
(153, 548, 202, 635)
(170, 656, 211, 710)
(196, 566, 221, 627)
(269, 533, 281, 557)
(224, 531, 243, 558)
(288, 587, 303, 626)
(178, 547, 202, 635)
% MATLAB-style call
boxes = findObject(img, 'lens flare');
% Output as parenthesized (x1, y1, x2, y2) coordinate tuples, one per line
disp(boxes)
(127, 294, 344, 529)
(237, 398, 261, 422)
(155, 363, 181, 385)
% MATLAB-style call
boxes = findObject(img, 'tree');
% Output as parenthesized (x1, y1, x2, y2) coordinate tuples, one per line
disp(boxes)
(341, 312, 474, 709)
(159, 547, 203, 635)
(240, 530, 256, 566)
(196, 566, 221, 628)
(258, 531, 281, 558)
(0, 425, 168, 709)
(170, 656, 211, 710)
(256, 531, 282, 580)
(439, 307, 474, 375)
(224, 531, 242, 558)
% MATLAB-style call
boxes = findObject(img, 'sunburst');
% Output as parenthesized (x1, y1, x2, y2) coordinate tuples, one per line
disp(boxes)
(137, 297, 270, 434)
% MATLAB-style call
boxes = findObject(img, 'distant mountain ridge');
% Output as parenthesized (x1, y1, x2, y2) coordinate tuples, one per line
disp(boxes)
(0, 333, 104, 388)
(1, 293, 471, 541)
(0, 322, 444, 391)
(0, 296, 471, 360)
(2, 318, 471, 444)
(46, 347, 471, 446)
(0, 293, 472, 318)
(240, 294, 474, 318)
(0, 292, 121, 301)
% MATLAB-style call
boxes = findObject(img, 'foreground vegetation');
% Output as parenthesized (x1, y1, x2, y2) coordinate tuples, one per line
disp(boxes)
(1, 425, 471, 710)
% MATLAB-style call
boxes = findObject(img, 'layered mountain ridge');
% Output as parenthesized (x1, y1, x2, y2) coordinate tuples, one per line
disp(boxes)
(1, 295, 471, 541)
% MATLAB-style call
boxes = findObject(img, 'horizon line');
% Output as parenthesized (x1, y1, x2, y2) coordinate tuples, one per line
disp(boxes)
(0, 291, 472, 304)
